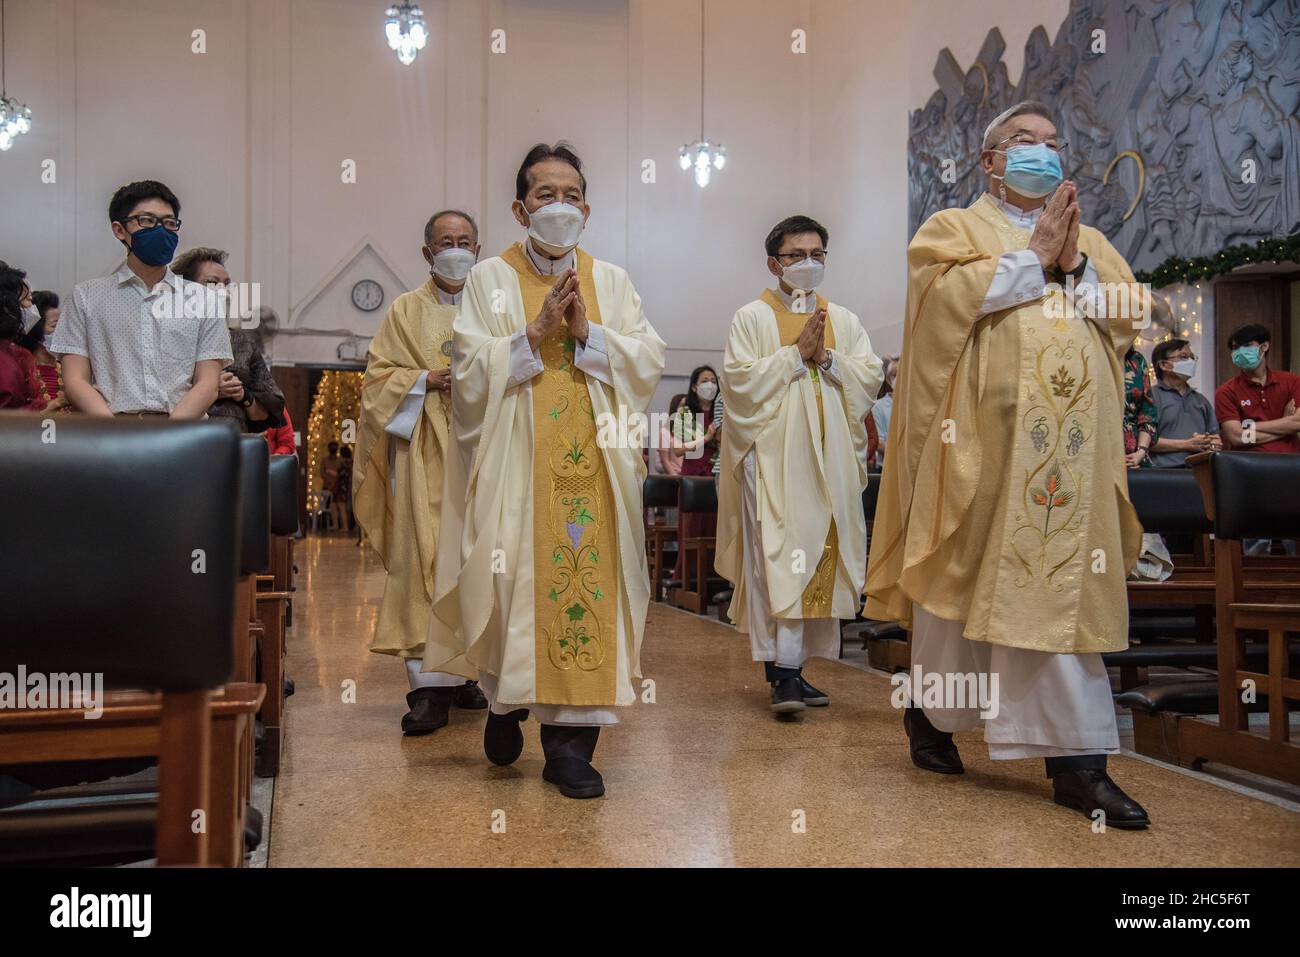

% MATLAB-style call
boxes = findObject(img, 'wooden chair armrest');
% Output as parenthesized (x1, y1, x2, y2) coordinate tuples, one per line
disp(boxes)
(254, 590, 291, 603)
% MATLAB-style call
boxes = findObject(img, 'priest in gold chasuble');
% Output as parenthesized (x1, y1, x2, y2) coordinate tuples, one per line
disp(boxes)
(426, 143, 665, 799)
(353, 209, 488, 738)
(866, 103, 1151, 827)
(716, 216, 882, 718)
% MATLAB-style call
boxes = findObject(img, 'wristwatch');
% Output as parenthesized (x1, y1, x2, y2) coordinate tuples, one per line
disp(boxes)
(240, 394, 254, 409)
(1051, 253, 1089, 285)
(818, 351, 834, 372)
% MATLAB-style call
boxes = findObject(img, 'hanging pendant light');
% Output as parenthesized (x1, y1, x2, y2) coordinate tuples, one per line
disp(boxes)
(680, 0, 725, 188)
(384, 2, 428, 67)
(0, 0, 33, 152)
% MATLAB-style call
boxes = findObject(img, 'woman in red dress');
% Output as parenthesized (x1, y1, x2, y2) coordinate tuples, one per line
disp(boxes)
(672, 365, 721, 582)
(20, 290, 68, 412)
(0, 262, 45, 412)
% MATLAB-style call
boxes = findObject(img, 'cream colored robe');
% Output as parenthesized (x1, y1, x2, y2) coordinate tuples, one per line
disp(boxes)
(425, 246, 666, 707)
(717, 295, 882, 629)
(353, 282, 454, 657)
(864, 194, 1147, 654)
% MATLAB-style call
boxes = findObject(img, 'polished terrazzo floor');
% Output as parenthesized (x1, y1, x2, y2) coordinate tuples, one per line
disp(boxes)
(267, 537, 1300, 867)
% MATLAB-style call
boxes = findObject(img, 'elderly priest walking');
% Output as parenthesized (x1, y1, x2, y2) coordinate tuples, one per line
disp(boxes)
(354, 210, 489, 735)
(426, 143, 666, 799)
(866, 101, 1152, 827)
(716, 215, 882, 718)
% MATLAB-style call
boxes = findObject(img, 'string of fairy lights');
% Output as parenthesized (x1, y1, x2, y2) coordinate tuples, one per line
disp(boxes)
(306, 370, 363, 494)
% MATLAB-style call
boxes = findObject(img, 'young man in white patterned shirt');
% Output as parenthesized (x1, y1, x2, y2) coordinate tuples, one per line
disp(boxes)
(51, 180, 232, 417)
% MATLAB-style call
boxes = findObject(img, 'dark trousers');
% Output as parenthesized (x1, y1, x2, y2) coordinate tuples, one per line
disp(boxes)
(1044, 753, 1107, 778)
(763, 661, 801, 682)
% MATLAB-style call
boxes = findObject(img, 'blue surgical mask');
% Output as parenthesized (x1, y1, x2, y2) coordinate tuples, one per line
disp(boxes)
(997, 143, 1064, 199)
(1231, 345, 1262, 370)
(126, 223, 180, 267)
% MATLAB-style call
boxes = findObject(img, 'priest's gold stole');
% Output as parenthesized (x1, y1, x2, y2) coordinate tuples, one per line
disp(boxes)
(762, 289, 838, 618)
(504, 244, 620, 705)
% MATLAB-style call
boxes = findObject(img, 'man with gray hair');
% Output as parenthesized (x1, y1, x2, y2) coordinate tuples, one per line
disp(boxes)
(867, 101, 1154, 827)
(353, 209, 488, 736)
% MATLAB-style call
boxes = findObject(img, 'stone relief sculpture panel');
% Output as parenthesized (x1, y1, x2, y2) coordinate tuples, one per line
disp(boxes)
(908, 0, 1300, 274)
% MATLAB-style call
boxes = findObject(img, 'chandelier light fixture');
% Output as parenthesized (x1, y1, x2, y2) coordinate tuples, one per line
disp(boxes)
(0, 0, 32, 152)
(384, 1, 428, 67)
(679, 0, 725, 188)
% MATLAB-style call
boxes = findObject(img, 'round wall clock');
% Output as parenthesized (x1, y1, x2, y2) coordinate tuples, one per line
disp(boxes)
(351, 279, 384, 312)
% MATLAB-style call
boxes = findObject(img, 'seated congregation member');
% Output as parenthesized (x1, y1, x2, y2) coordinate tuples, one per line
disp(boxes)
(1215, 323, 1300, 556)
(671, 365, 721, 581)
(353, 209, 488, 736)
(49, 180, 233, 418)
(1122, 345, 1157, 469)
(1215, 323, 1300, 454)
(426, 142, 666, 799)
(19, 291, 69, 412)
(867, 102, 1151, 827)
(1149, 338, 1220, 467)
(172, 247, 286, 433)
(650, 393, 690, 475)
(716, 215, 882, 716)
(265, 407, 297, 455)
(0, 262, 44, 411)
(870, 355, 897, 470)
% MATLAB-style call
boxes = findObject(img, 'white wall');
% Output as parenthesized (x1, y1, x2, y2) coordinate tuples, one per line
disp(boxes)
(0, 0, 1074, 396)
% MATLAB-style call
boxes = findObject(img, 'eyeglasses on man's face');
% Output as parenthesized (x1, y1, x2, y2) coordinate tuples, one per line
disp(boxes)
(122, 213, 182, 231)
(993, 133, 1068, 153)
(774, 250, 827, 264)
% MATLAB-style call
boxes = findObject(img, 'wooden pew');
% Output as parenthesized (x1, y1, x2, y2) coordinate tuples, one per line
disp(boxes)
(1120, 451, 1300, 784)
(0, 417, 256, 866)
(668, 476, 721, 614)
(254, 453, 297, 777)
(643, 475, 680, 602)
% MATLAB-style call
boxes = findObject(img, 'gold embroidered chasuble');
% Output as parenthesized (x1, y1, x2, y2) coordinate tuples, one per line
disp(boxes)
(715, 291, 882, 632)
(762, 289, 839, 617)
(424, 244, 666, 707)
(353, 282, 455, 657)
(501, 243, 620, 704)
(864, 194, 1147, 654)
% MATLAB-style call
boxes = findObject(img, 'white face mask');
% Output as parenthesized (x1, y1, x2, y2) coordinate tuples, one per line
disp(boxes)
(430, 247, 476, 284)
(1171, 358, 1196, 379)
(21, 303, 41, 334)
(696, 380, 718, 402)
(778, 257, 824, 293)
(526, 201, 585, 257)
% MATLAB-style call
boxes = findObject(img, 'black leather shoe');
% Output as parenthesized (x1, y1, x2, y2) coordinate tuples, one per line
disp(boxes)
(903, 706, 964, 774)
(770, 676, 806, 715)
(540, 724, 605, 798)
(283, 676, 295, 698)
(799, 675, 829, 706)
(483, 708, 529, 765)
(1052, 769, 1150, 829)
(401, 688, 452, 735)
(453, 680, 488, 710)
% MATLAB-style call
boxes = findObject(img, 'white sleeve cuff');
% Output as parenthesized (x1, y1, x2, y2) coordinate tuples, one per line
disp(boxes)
(506, 328, 544, 388)
(787, 345, 809, 381)
(573, 323, 613, 387)
(980, 249, 1046, 316)
(384, 376, 429, 440)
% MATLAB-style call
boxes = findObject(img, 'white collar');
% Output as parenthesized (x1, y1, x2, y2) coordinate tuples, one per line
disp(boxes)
(773, 286, 817, 314)
(524, 240, 575, 276)
(987, 191, 1044, 229)
(433, 284, 462, 306)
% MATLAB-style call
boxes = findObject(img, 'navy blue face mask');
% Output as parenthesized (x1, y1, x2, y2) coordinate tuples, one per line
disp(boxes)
(125, 223, 180, 267)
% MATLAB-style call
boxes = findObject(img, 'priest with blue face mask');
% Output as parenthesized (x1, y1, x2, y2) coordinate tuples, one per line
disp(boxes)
(867, 102, 1155, 828)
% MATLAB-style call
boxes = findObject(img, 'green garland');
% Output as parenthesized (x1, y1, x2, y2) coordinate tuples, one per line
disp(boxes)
(1136, 233, 1300, 288)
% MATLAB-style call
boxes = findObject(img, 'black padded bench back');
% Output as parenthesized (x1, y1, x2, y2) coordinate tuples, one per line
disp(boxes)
(268, 454, 298, 536)
(679, 476, 717, 513)
(1127, 468, 1211, 535)
(0, 417, 239, 691)
(239, 435, 271, 575)
(1211, 451, 1300, 541)
(643, 475, 679, 510)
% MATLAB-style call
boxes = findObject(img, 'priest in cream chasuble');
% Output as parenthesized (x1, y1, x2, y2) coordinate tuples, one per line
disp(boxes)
(867, 104, 1151, 827)
(426, 144, 664, 799)
(716, 216, 882, 717)
(353, 209, 488, 736)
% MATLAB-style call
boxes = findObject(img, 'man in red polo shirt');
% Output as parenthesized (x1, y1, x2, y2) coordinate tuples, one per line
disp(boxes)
(1215, 323, 1300, 454)
(1216, 323, 1299, 556)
